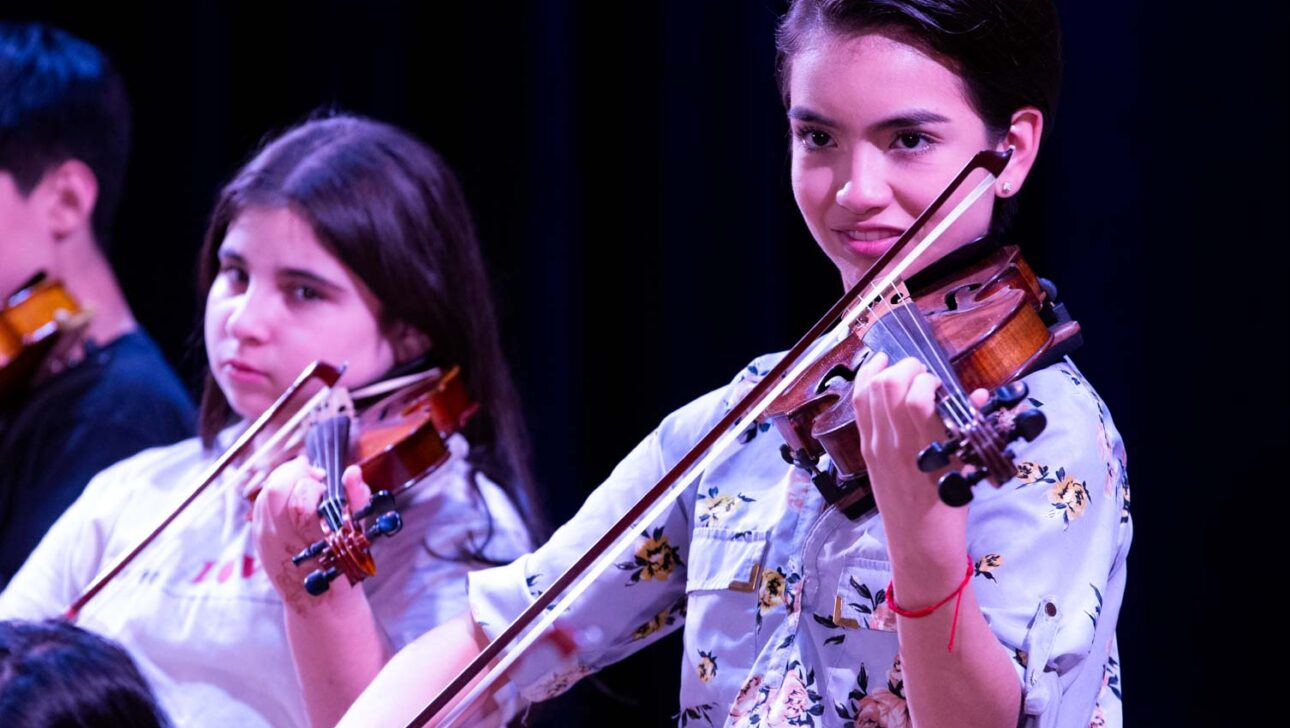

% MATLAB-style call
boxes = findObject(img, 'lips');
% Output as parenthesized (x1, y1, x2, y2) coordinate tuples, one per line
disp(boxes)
(835, 226, 905, 257)
(220, 358, 271, 384)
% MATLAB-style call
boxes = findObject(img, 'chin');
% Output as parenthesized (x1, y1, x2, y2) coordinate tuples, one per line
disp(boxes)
(222, 391, 270, 423)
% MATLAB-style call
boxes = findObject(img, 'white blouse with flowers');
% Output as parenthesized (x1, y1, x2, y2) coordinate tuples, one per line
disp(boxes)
(470, 353, 1131, 728)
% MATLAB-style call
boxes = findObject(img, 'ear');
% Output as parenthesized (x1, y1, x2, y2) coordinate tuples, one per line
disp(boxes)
(995, 107, 1044, 198)
(39, 159, 99, 241)
(388, 320, 432, 363)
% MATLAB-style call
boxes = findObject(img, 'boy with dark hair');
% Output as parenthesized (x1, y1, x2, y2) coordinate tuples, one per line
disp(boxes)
(0, 22, 193, 585)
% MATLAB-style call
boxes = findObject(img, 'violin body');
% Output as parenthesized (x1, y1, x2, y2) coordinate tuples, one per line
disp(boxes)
(0, 274, 86, 405)
(292, 366, 479, 595)
(767, 243, 1081, 513)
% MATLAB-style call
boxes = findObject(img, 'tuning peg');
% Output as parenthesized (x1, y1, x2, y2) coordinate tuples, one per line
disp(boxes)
(1010, 408, 1047, 443)
(365, 511, 403, 540)
(937, 468, 988, 507)
(352, 490, 396, 521)
(917, 438, 961, 472)
(981, 381, 1029, 415)
(779, 443, 796, 465)
(304, 567, 340, 596)
(291, 538, 327, 567)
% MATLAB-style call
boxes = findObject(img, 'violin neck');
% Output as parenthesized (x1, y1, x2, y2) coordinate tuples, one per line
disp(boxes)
(305, 415, 351, 530)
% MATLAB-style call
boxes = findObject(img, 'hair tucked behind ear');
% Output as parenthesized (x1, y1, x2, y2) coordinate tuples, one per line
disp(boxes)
(775, 0, 1062, 232)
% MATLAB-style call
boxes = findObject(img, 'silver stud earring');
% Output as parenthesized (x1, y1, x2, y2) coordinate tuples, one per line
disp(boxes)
(1001, 181, 1014, 196)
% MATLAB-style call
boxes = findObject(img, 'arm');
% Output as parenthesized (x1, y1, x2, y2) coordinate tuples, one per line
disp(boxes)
(338, 611, 491, 727)
(339, 401, 716, 725)
(252, 459, 392, 728)
(852, 354, 1020, 728)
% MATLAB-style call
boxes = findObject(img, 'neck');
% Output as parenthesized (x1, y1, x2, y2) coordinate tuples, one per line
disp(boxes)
(51, 235, 138, 347)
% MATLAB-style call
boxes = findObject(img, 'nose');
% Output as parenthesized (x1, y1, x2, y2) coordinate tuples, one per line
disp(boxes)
(834, 146, 891, 215)
(224, 286, 272, 345)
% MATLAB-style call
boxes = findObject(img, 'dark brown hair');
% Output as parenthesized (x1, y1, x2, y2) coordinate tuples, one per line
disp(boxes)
(0, 22, 131, 250)
(775, 1, 1062, 232)
(775, 0, 1062, 137)
(0, 619, 169, 727)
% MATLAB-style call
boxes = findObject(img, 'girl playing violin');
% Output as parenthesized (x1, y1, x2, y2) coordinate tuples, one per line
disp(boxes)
(0, 114, 543, 728)
(337, 1, 1131, 727)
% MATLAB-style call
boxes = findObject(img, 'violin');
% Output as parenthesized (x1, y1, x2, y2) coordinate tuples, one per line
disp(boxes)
(64, 361, 478, 618)
(0, 272, 89, 406)
(413, 149, 1065, 727)
(767, 239, 1082, 515)
(290, 366, 479, 595)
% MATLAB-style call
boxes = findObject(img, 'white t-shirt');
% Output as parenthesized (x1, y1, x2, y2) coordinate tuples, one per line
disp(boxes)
(0, 428, 530, 728)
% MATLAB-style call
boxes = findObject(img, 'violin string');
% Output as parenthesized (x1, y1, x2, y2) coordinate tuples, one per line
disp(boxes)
(321, 418, 345, 531)
(905, 299, 1007, 481)
(866, 279, 973, 431)
(903, 294, 975, 429)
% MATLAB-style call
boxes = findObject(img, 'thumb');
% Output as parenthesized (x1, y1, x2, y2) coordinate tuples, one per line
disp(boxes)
(341, 464, 373, 515)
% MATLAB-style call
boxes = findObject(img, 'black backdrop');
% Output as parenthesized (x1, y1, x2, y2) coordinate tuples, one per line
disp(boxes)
(3, 1, 1285, 725)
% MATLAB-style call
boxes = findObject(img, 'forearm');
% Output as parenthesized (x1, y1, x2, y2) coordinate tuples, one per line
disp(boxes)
(284, 583, 391, 728)
(889, 546, 1020, 728)
(338, 611, 492, 728)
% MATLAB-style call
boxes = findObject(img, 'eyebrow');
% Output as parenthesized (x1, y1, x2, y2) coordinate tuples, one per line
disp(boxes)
(217, 250, 344, 292)
(787, 107, 952, 131)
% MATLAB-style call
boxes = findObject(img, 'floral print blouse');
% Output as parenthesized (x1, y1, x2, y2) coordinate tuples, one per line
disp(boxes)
(470, 355, 1131, 727)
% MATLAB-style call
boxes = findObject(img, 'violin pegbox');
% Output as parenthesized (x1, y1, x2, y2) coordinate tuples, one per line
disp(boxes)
(291, 411, 405, 596)
(916, 380, 1047, 507)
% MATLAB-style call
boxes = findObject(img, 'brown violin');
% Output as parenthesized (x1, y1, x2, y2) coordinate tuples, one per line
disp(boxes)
(0, 273, 88, 406)
(767, 240, 1082, 514)
(290, 366, 479, 595)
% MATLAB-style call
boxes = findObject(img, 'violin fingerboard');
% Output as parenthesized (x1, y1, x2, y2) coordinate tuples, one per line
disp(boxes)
(305, 416, 351, 500)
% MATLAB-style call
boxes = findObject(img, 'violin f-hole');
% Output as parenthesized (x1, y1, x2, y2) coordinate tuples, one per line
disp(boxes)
(943, 282, 981, 311)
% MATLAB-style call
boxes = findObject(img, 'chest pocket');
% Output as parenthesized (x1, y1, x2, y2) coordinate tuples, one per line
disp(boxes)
(832, 555, 895, 632)
(685, 527, 769, 593)
(682, 527, 770, 673)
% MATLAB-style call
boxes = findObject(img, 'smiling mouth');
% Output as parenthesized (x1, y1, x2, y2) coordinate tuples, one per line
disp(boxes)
(842, 229, 903, 242)
(837, 228, 904, 258)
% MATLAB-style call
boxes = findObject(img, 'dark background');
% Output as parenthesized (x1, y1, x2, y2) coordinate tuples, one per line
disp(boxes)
(5, 1, 1284, 725)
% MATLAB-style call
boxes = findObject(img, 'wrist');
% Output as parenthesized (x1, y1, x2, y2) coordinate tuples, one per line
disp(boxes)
(888, 546, 971, 606)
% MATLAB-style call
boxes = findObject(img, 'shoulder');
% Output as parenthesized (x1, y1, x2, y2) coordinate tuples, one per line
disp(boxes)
(396, 435, 532, 562)
(79, 331, 195, 422)
(81, 435, 210, 499)
(1018, 359, 1122, 453)
(655, 352, 786, 460)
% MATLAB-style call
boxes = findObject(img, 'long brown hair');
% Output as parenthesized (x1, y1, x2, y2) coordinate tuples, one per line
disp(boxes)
(195, 113, 544, 546)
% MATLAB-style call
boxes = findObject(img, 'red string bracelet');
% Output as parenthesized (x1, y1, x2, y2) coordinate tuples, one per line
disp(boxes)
(884, 555, 974, 652)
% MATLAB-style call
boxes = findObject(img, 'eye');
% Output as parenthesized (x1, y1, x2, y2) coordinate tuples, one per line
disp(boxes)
(218, 261, 248, 287)
(891, 132, 934, 153)
(290, 285, 324, 303)
(794, 126, 835, 151)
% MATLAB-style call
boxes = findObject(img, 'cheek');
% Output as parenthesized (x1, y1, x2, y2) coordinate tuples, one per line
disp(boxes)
(791, 164, 832, 228)
(316, 313, 396, 382)
(202, 289, 227, 346)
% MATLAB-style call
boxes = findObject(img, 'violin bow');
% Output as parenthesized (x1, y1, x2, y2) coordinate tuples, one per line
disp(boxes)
(415, 150, 1011, 727)
(63, 361, 344, 620)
